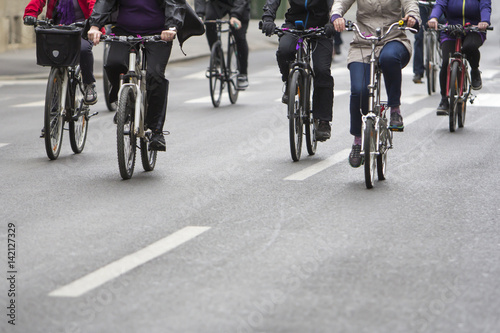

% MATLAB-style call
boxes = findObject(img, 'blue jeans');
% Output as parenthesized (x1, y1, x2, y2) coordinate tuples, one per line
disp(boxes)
(348, 41, 410, 137)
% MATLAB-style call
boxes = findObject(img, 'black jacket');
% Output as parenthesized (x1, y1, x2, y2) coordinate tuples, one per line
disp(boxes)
(262, 0, 334, 28)
(194, 0, 250, 22)
(88, 0, 205, 47)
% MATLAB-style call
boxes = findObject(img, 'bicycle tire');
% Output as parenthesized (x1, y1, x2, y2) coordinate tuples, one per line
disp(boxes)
(69, 71, 88, 154)
(44, 67, 65, 160)
(227, 36, 239, 104)
(288, 71, 303, 162)
(304, 74, 317, 156)
(448, 62, 460, 132)
(433, 33, 442, 94)
(376, 118, 389, 181)
(364, 118, 376, 189)
(458, 67, 468, 128)
(103, 43, 117, 112)
(425, 32, 433, 96)
(209, 41, 224, 107)
(117, 86, 137, 179)
(140, 91, 157, 172)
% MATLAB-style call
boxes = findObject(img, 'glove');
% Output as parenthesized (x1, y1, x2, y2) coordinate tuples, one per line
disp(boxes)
(261, 20, 276, 37)
(24, 16, 36, 26)
(324, 23, 335, 38)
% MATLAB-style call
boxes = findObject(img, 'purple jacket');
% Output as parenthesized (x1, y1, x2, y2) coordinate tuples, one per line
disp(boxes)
(430, 0, 491, 41)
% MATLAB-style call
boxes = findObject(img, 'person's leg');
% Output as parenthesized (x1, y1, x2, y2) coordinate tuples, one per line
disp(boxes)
(276, 30, 298, 103)
(80, 37, 98, 104)
(311, 37, 334, 141)
(462, 32, 483, 89)
(348, 62, 370, 167)
(104, 42, 129, 104)
(412, 5, 429, 82)
(436, 39, 455, 113)
(231, 20, 249, 88)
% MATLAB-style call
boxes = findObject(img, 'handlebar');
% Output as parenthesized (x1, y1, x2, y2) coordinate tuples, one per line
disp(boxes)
(345, 20, 417, 41)
(435, 23, 494, 35)
(100, 34, 163, 44)
(28, 18, 85, 29)
(418, 0, 436, 6)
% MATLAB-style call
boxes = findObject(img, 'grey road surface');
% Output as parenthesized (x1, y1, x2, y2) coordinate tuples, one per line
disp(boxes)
(1, 19, 500, 333)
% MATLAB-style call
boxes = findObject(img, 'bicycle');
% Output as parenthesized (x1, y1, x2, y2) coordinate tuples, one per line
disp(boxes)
(204, 19, 242, 107)
(101, 34, 163, 179)
(345, 20, 417, 188)
(436, 23, 493, 132)
(267, 21, 325, 162)
(32, 19, 98, 160)
(418, 1, 442, 95)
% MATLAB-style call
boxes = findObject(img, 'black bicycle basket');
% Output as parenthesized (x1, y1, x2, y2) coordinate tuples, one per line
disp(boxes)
(35, 25, 82, 67)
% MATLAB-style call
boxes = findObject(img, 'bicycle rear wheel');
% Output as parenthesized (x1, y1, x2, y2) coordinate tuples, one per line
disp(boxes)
(288, 71, 303, 161)
(227, 36, 240, 104)
(376, 119, 390, 181)
(140, 133, 157, 172)
(44, 67, 65, 160)
(103, 43, 117, 112)
(458, 69, 468, 128)
(364, 118, 376, 189)
(448, 62, 460, 132)
(69, 72, 88, 154)
(209, 41, 224, 107)
(117, 86, 137, 179)
(425, 32, 434, 96)
(304, 75, 317, 156)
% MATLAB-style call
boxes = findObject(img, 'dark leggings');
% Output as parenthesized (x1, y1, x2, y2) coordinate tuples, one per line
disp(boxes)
(439, 33, 483, 98)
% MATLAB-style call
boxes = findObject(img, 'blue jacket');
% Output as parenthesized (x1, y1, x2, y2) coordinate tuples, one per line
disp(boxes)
(430, 0, 491, 26)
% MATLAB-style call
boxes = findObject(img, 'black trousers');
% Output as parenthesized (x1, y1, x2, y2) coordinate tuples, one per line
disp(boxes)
(80, 37, 95, 85)
(105, 39, 172, 131)
(439, 33, 483, 98)
(277, 31, 334, 121)
(204, 2, 249, 75)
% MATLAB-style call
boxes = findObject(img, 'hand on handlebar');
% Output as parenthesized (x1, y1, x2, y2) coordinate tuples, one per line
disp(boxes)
(324, 23, 335, 38)
(402, 14, 417, 28)
(333, 17, 346, 33)
(427, 18, 438, 30)
(161, 29, 177, 42)
(87, 26, 103, 45)
(261, 19, 276, 37)
(478, 22, 489, 31)
(23, 16, 36, 26)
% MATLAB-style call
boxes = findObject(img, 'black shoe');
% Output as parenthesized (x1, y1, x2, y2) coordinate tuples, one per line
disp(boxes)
(316, 120, 331, 142)
(281, 82, 288, 104)
(412, 73, 423, 84)
(334, 44, 341, 55)
(149, 131, 166, 151)
(471, 69, 482, 90)
(84, 83, 98, 105)
(237, 74, 249, 89)
(389, 111, 404, 131)
(436, 98, 449, 116)
(40, 127, 45, 138)
(349, 144, 362, 168)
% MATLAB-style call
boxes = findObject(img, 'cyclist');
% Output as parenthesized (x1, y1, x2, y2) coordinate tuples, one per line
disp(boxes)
(331, 0, 420, 168)
(87, 0, 203, 151)
(427, 0, 491, 115)
(195, 0, 250, 89)
(23, 0, 98, 105)
(261, 0, 336, 142)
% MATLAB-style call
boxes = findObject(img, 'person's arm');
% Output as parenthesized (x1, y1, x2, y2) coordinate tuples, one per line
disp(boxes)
(479, 0, 492, 26)
(262, 0, 281, 22)
(402, 0, 421, 29)
(87, 0, 116, 30)
(194, 0, 206, 19)
(330, 0, 355, 32)
(24, 0, 47, 19)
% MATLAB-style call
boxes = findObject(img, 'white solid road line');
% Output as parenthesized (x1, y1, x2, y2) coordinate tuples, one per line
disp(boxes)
(0, 143, 9, 148)
(284, 108, 435, 181)
(12, 100, 45, 108)
(49, 226, 211, 298)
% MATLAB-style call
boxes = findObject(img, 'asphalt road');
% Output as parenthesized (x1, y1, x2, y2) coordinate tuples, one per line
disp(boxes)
(1, 24, 500, 333)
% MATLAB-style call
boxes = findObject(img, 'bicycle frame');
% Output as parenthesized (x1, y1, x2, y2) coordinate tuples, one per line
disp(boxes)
(445, 36, 470, 101)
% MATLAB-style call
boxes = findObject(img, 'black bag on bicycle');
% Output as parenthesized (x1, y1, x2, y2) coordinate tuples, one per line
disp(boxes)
(35, 26, 82, 67)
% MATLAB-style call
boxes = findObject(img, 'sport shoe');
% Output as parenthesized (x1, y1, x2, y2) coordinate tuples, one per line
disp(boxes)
(471, 69, 482, 90)
(436, 98, 449, 116)
(349, 144, 362, 168)
(149, 130, 166, 151)
(237, 74, 249, 89)
(281, 82, 288, 104)
(389, 109, 404, 131)
(316, 120, 331, 142)
(412, 73, 423, 84)
(84, 83, 98, 105)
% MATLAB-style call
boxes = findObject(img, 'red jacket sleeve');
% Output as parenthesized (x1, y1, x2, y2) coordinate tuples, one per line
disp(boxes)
(24, 0, 48, 19)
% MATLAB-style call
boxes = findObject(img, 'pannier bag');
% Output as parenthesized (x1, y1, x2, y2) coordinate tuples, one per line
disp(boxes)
(35, 26, 82, 67)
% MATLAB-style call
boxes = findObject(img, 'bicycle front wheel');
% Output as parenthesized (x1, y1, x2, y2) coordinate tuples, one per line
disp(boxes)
(116, 86, 137, 179)
(458, 68, 468, 128)
(69, 70, 88, 154)
(288, 71, 303, 161)
(304, 75, 317, 156)
(364, 118, 376, 189)
(103, 43, 117, 111)
(448, 62, 460, 132)
(44, 67, 65, 160)
(227, 36, 240, 104)
(209, 41, 224, 107)
(376, 120, 390, 181)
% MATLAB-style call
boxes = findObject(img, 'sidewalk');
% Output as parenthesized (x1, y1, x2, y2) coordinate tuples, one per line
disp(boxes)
(0, 20, 275, 80)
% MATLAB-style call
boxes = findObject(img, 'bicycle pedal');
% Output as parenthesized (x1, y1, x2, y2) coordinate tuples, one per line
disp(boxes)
(87, 112, 99, 119)
(389, 127, 404, 132)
